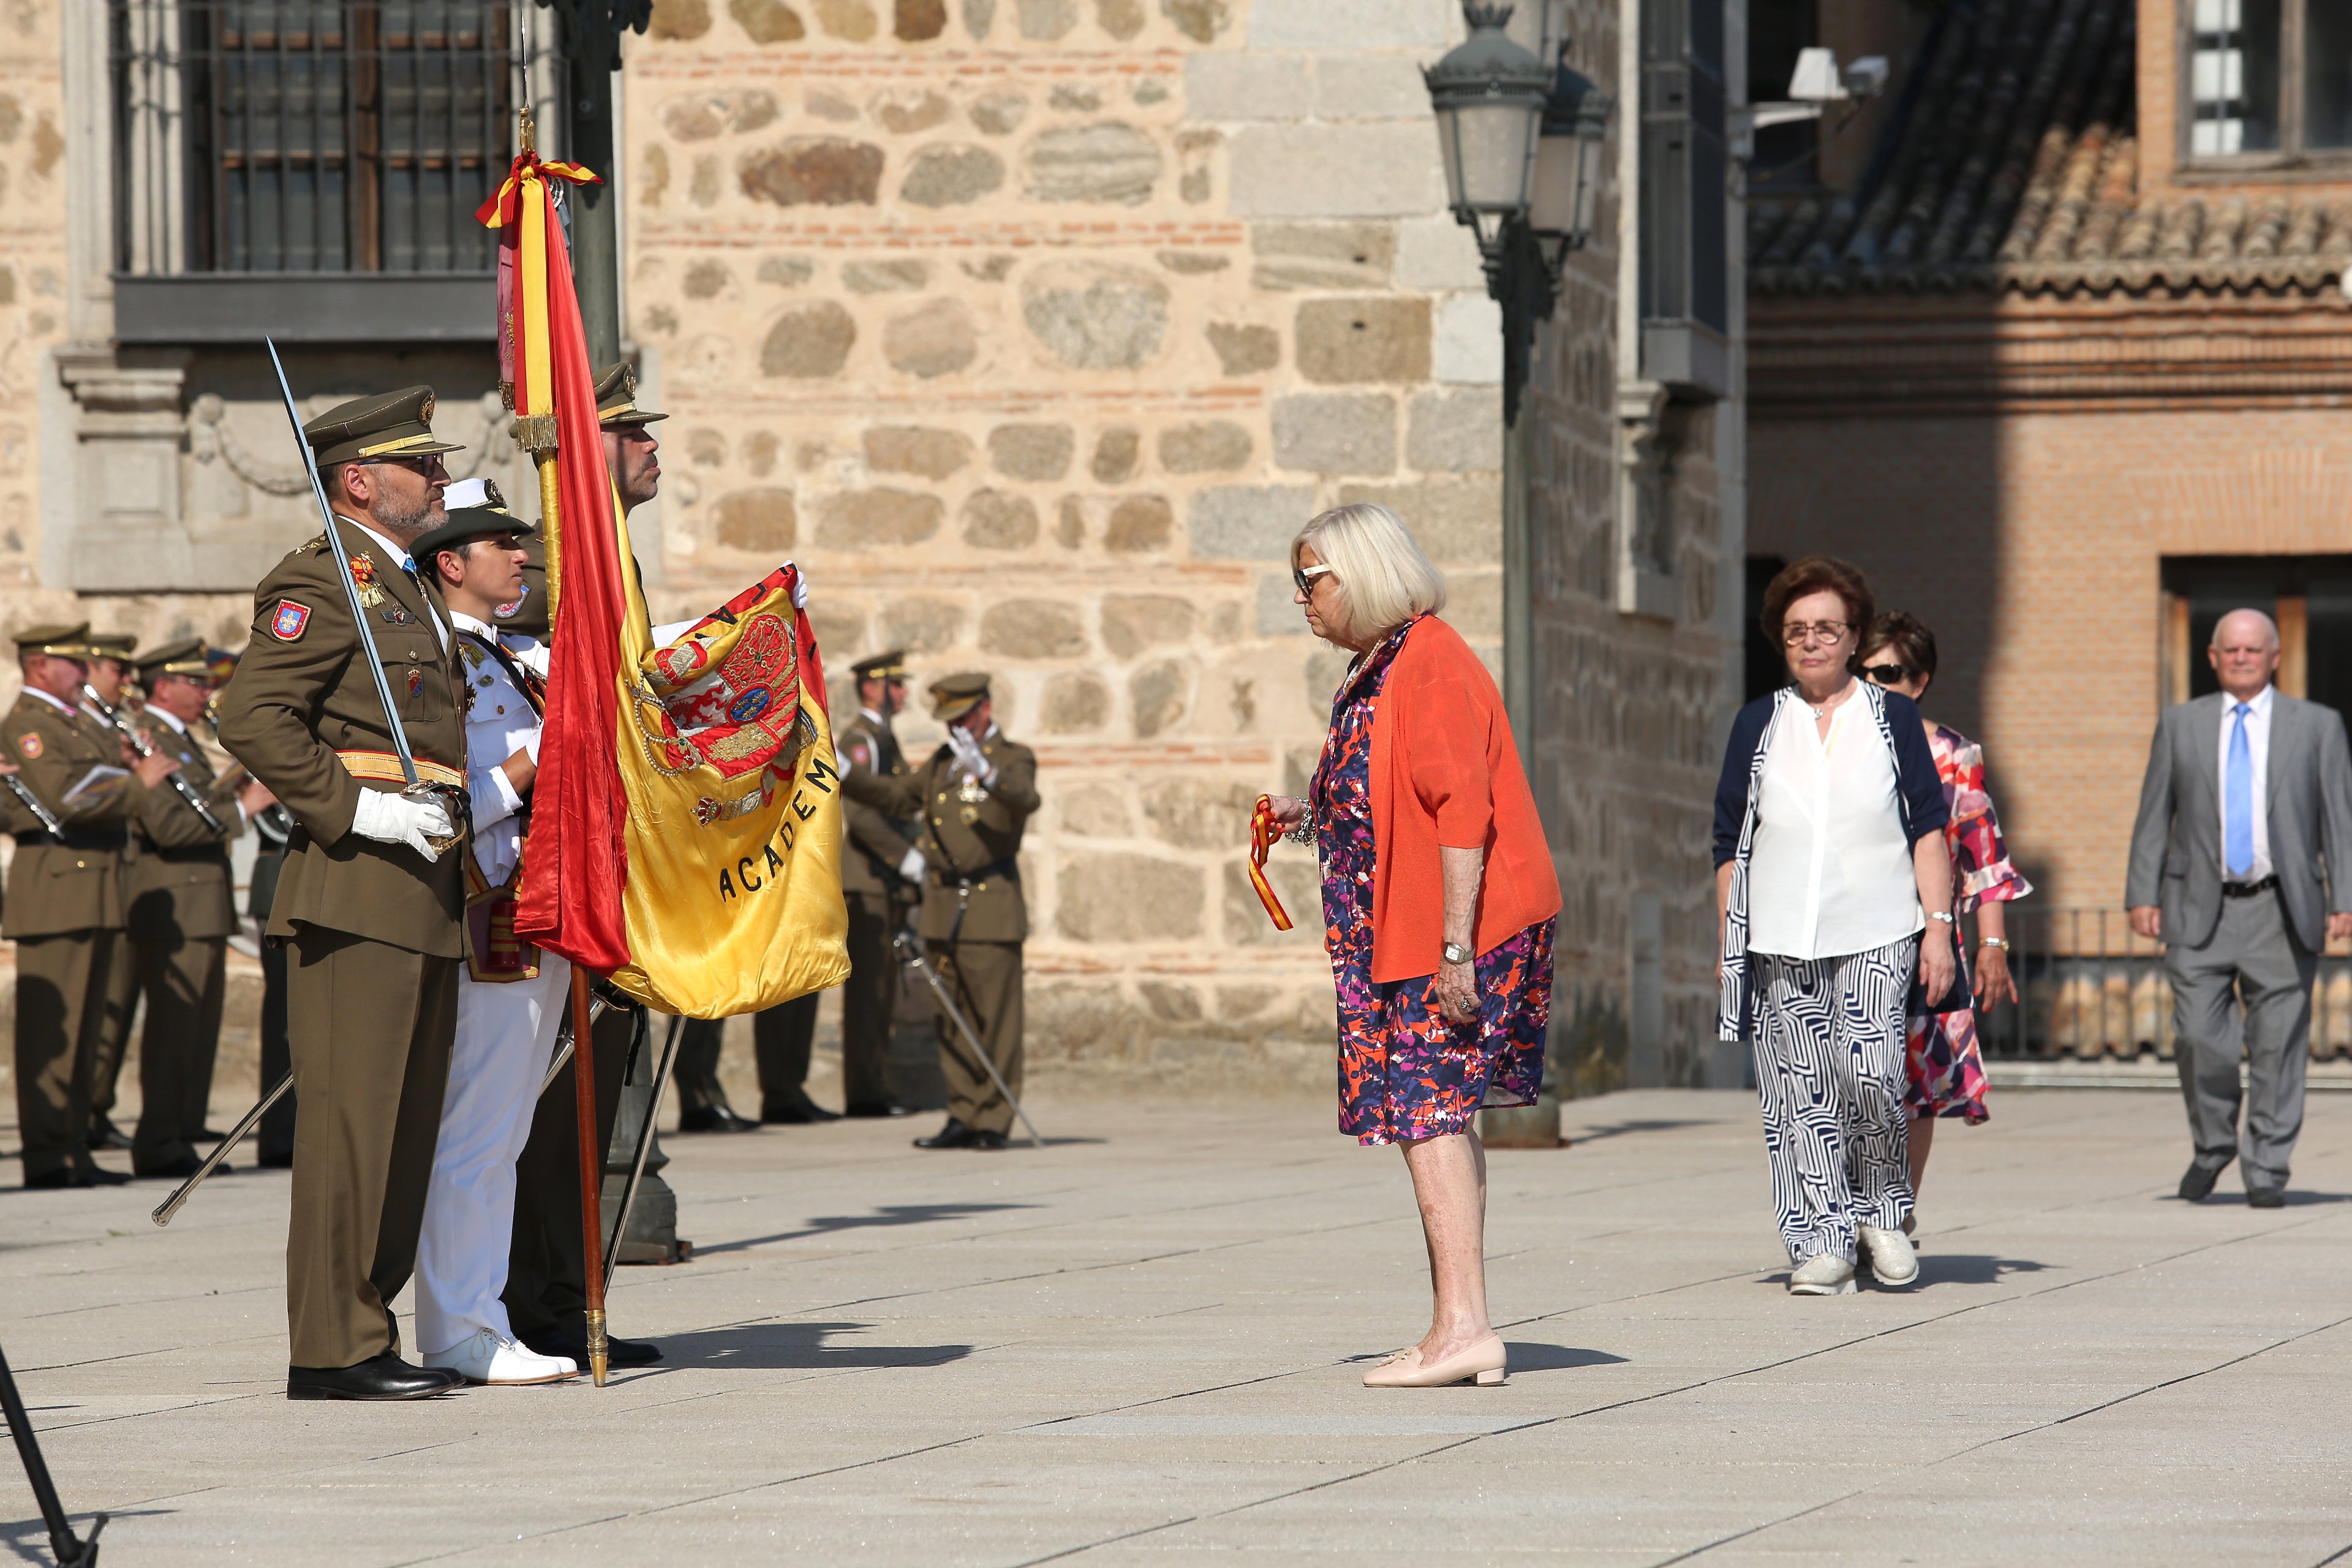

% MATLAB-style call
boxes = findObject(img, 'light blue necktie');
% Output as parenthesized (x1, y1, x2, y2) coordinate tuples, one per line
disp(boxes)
(2225, 702, 2254, 879)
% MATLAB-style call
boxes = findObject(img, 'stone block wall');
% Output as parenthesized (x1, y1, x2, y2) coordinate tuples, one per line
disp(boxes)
(1, 1, 66, 611)
(624, 0, 1513, 1090)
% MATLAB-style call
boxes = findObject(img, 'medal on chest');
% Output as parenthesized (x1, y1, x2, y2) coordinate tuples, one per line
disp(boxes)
(956, 771, 987, 826)
(349, 554, 386, 609)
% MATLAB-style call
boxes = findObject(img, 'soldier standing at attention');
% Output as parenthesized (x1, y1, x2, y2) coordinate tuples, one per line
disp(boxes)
(843, 673, 1038, 1152)
(123, 639, 276, 1178)
(216, 386, 474, 1401)
(79, 630, 141, 1154)
(501, 362, 666, 1370)
(6, 625, 179, 1188)
(834, 650, 918, 1118)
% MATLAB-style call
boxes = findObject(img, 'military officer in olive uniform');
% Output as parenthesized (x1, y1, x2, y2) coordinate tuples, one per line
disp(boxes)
(842, 672, 1038, 1151)
(123, 638, 275, 1178)
(78, 630, 142, 1153)
(215, 386, 475, 1401)
(6, 625, 178, 1187)
(835, 650, 918, 1117)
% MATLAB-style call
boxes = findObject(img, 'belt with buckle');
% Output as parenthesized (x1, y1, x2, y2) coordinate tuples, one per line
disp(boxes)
(2222, 875, 2280, 898)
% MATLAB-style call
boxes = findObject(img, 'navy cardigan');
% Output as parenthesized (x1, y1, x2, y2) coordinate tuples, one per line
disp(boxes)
(1712, 686, 1950, 868)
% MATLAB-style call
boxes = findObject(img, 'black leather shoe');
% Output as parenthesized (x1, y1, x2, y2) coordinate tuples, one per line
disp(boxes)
(844, 1101, 913, 1118)
(287, 1353, 464, 1401)
(677, 1106, 760, 1134)
(521, 1329, 663, 1369)
(258, 1147, 295, 1169)
(135, 1154, 216, 1180)
(2179, 1160, 2228, 1202)
(2247, 1186, 2286, 1208)
(914, 1118, 1006, 1150)
(23, 1167, 85, 1191)
(763, 1093, 842, 1125)
(87, 1118, 132, 1152)
(80, 1166, 134, 1186)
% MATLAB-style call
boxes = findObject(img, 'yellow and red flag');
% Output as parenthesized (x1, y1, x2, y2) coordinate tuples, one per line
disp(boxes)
(479, 151, 848, 1016)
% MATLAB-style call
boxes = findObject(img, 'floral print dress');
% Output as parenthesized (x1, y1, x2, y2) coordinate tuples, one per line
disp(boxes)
(1905, 722, 2032, 1123)
(1313, 616, 1556, 1145)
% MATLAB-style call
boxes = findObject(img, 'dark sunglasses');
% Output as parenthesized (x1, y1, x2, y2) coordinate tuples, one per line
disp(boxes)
(360, 454, 451, 477)
(1861, 663, 1920, 685)
(1292, 564, 1335, 595)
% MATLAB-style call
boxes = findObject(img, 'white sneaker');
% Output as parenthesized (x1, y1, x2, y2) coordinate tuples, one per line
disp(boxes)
(423, 1329, 578, 1385)
(1858, 1223, 1919, 1286)
(1789, 1254, 1857, 1295)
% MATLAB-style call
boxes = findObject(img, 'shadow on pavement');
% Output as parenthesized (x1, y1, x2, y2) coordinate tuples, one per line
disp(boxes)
(1504, 1343, 1630, 1372)
(652, 1321, 973, 1372)
(1905, 1254, 2050, 1288)
(694, 1201, 1036, 1256)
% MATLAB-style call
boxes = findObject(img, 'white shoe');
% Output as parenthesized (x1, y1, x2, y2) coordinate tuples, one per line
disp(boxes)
(1789, 1254, 1857, 1295)
(423, 1329, 578, 1385)
(1858, 1223, 1919, 1286)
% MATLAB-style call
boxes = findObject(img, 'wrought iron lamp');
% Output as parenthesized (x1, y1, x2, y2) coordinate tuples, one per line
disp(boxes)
(1423, 2, 1610, 423)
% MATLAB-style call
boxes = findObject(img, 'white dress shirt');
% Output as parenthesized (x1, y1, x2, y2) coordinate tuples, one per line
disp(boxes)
(2215, 683, 2274, 883)
(451, 611, 546, 884)
(1746, 692, 1925, 960)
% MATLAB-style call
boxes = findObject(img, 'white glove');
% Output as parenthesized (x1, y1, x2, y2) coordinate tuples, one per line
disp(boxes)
(783, 561, 810, 609)
(945, 726, 996, 788)
(351, 788, 454, 862)
(897, 847, 926, 883)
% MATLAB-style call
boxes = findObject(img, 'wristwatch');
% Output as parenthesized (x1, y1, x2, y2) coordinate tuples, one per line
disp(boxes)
(1927, 911, 1956, 925)
(1442, 941, 1472, 965)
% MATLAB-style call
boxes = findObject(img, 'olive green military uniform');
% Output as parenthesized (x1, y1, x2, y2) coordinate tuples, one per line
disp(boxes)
(842, 674, 1038, 1139)
(214, 385, 471, 1371)
(4, 625, 139, 1186)
(123, 639, 248, 1174)
(835, 650, 918, 1112)
(78, 631, 142, 1148)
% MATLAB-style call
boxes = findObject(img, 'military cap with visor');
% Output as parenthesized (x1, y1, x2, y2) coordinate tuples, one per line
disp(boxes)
(440, 476, 513, 514)
(134, 636, 217, 682)
(928, 671, 992, 722)
(84, 632, 137, 668)
(303, 386, 467, 468)
(409, 505, 540, 565)
(12, 622, 96, 660)
(852, 649, 908, 684)
(592, 362, 668, 427)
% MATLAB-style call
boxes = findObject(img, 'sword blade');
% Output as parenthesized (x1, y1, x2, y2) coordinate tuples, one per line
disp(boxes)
(151, 1076, 291, 1227)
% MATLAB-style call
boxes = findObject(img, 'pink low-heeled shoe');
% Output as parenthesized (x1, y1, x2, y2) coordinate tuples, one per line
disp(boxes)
(1362, 1333, 1507, 1388)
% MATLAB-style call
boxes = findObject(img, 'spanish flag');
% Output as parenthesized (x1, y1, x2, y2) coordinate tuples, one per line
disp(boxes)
(480, 149, 849, 1016)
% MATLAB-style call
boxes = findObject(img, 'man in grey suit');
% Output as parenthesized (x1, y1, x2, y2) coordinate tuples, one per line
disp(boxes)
(2127, 608, 2352, 1207)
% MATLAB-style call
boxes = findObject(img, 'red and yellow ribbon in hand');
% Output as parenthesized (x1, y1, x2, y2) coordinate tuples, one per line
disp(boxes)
(1248, 794, 1294, 932)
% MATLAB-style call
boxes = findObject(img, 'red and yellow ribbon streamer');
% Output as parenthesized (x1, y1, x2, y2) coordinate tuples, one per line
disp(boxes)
(1248, 794, 1294, 932)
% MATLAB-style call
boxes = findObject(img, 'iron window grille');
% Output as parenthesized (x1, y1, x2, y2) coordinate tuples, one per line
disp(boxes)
(110, 0, 516, 276)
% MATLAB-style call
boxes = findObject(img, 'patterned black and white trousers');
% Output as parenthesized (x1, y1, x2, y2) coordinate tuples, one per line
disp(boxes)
(1749, 939, 1917, 1263)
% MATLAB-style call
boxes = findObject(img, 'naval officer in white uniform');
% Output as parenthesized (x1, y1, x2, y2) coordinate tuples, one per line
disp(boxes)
(410, 487, 576, 1386)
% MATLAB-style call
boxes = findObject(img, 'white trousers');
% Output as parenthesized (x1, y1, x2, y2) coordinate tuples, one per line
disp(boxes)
(414, 954, 570, 1356)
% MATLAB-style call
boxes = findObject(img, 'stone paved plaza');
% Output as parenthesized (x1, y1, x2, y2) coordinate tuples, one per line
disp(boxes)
(4, 1087, 2349, 1566)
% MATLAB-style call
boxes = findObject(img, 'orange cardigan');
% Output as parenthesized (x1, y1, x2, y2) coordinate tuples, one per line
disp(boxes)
(1365, 617, 1562, 982)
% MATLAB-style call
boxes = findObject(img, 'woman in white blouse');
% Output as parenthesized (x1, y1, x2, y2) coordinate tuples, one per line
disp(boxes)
(1713, 557, 1956, 1296)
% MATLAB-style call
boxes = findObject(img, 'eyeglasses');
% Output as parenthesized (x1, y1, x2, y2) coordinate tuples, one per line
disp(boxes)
(1861, 663, 1919, 685)
(1293, 564, 1335, 595)
(1780, 620, 1852, 647)
(360, 455, 451, 478)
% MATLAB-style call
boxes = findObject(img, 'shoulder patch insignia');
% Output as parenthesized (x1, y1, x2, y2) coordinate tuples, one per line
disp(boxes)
(17, 732, 42, 760)
(271, 600, 312, 641)
(848, 743, 871, 769)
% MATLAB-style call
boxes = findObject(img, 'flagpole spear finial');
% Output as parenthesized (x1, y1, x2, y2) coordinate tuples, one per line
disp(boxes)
(519, 104, 537, 157)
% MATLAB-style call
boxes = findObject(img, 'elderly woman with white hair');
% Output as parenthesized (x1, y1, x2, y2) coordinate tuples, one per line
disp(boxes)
(1262, 503, 1562, 1390)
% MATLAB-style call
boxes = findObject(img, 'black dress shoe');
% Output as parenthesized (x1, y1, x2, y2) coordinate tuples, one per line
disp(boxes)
(914, 1118, 1005, 1150)
(23, 1167, 86, 1191)
(258, 1146, 295, 1169)
(135, 1154, 214, 1180)
(522, 1329, 663, 1369)
(80, 1165, 134, 1186)
(2179, 1159, 2228, 1202)
(843, 1101, 913, 1118)
(287, 1353, 464, 1401)
(763, 1094, 841, 1125)
(87, 1118, 132, 1152)
(2247, 1186, 2286, 1208)
(677, 1106, 760, 1134)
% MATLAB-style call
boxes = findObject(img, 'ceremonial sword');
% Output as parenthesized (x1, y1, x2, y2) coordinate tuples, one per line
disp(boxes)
(265, 337, 465, 856)
(895, 927, 1044, 1149)
(80, 685, 228, 835)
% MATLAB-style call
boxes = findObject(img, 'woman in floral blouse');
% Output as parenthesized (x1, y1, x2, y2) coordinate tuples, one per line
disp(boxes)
(1860, 612, 2033, 1208)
